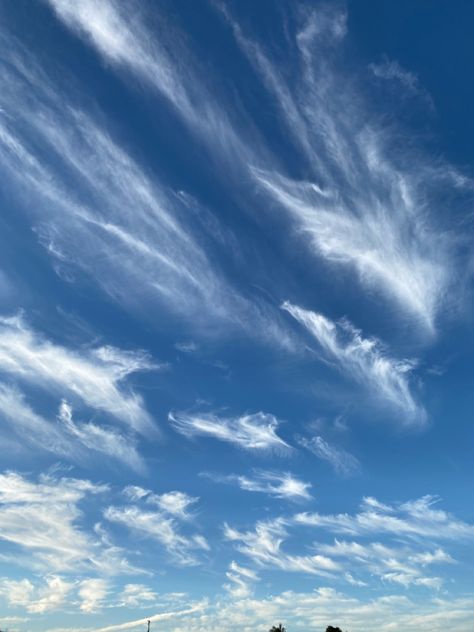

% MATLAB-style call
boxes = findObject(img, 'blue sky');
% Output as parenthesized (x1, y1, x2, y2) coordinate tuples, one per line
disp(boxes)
(0, 1, 474, 630)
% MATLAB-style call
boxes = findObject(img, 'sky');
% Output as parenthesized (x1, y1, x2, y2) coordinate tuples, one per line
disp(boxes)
(0, 1, 474, 631)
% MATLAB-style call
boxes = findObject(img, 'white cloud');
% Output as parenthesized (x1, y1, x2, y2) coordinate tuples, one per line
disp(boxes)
(104, 496, 209, 567)
(223, 561, 259, 599)
(123, 485, 198, 520)
(117, 583, 157, 608)
(0, 36, 294, 350)
(169, 410, 290, 452)
(223, 6, 456, 333)
(318, 539, 450, 589)
(58, 400, 144, 471)
(91, 601, 208, 632)
(0, 315, 155, 434)
(78, 578, 108, 613)
(222, 494, 468, 592)
(369, 59, 434, 109)
(175, 341, 199, 354)
(45, 0, 257, 170)
(298, 435, 360, 477)
(0, 576, 73, 614)
(0, 383, 76, 458)
(282, 301, 425, 422)
(295, 495, 474, 540)
(125, 589, 474, 632)
(224, 518, 339, 576)
(344, 572, 367, 587)
(0, 470, 135, 574)
(204, 470, 311, 501)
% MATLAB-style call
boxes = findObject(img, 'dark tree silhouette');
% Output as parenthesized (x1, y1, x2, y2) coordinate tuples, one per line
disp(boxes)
(326, 627, 343, 632)
(269, 625, 286, 632)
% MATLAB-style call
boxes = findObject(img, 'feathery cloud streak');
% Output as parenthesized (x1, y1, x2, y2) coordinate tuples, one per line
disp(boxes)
(224, 494, 468, 590)
(104, 489, 209, 567)
(46, 0, 259, 169)
(169, 410, 290, 452)
(224, 518, 339, 576)
(0, 315, 155, 433)
(0, 471, 130, 573)
(44, 1, 464, 335)
(0, 33, 294, 347)
(282, 301, 424, 422)
(298, 435, 360, 477)
(225, 5, 456, 332)
(295, 495, 474, 540)
(58, 401, 144, 471)
(204, 469, 311, 501)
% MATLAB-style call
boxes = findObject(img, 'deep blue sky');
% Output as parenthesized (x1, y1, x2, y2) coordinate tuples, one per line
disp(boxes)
(0, 1, 473, 631)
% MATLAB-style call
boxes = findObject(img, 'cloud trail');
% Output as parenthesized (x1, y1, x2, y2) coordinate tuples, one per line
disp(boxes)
(169, 410, 290, 452)
(223, 5, 458, 333)
(105, 490, 208, 567)
(0, 32, 294, 348)
(282, 301, 425, 422)
(0, 314, 155, 434)
(0, 471, 135, 574)
(224, 518, 339, 576)
(204, 469, 311, 501)
(298, 435, 360, 477)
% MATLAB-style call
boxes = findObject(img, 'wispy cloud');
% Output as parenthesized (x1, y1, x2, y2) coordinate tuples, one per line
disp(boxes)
(0, 384, 144, 471)
(282, 301, 425, 422)
(0, 32, 294, 349)
(58, 401, 144, 471)
(0, 471, 135, 574)
(90, 601, 208, 632)
(224, 493, 466, 591)
(126, 588, 474, 632)
(0, 383, 76, 459)
(0, 314, 155, 434)
(36, 1, 467, 338)
(295, 495, 474, 540)
(369, 58, 434, 108)
(116, 583, 158, 608)
(169, 410, 290, 452)
(224, 518, 339, 575)
(298, 435, 360, 477)
(123, 486, 198, 520)
(104, 491, 209, 567)
(204, 469, 311, 501)
(45, 0, 258, 169)
(223, 561, 259, 599)
(223, 6, 457, 333)
(318, 539, 451, 589)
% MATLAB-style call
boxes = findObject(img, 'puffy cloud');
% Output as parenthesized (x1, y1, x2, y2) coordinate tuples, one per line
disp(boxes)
(0, 576, 73, 614)
(78, 578, 108, 613)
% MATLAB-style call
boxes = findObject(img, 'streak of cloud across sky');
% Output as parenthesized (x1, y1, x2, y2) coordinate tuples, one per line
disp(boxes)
(0, 1, 473, 631)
